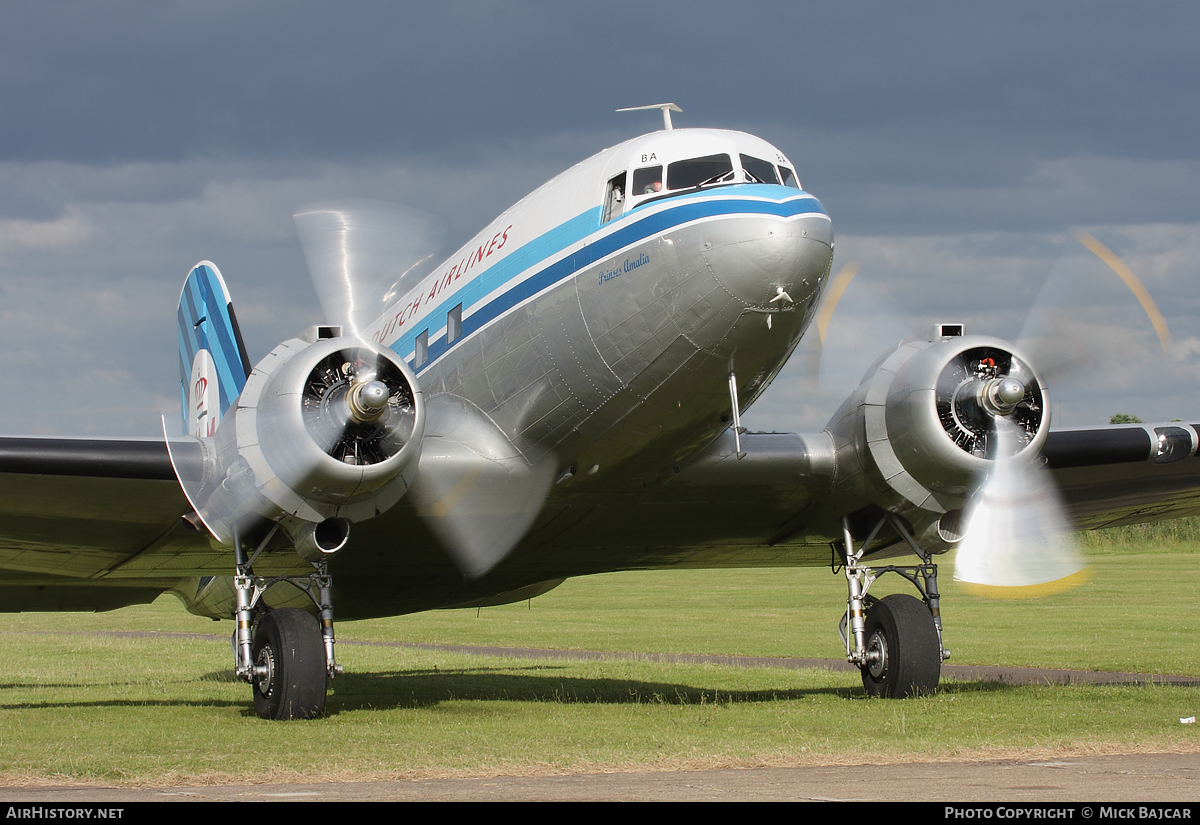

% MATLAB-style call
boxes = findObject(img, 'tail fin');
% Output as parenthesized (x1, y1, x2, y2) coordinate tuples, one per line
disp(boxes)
(177, 262, 252, 436)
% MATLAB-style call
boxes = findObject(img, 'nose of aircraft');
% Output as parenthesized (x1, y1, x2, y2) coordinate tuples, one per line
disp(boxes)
(701, 210, 833, 309)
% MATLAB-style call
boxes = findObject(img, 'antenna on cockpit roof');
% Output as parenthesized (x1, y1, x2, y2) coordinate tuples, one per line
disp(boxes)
(616, 103, 682, 131)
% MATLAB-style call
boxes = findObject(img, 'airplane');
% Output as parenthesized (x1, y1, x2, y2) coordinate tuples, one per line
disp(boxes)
(2, 104, 1198, 720)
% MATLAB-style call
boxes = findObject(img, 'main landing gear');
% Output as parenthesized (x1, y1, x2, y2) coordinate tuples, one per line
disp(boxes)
(251, 607, 328, 720)
(231, 526, 342, 720)
(839, 515, 947, 697)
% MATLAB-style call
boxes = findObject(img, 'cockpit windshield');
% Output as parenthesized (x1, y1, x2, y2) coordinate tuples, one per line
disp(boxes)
(667, 154, 734, 189)
(740, 154, 780, 185)
(619, 140, 802, 215)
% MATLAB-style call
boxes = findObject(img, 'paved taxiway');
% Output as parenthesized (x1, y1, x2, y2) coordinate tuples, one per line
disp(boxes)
(3, 753, 1198, 801)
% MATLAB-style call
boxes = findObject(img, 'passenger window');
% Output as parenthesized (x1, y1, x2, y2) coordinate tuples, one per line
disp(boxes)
(740, 154, 780, 185)
(447, 304, 462, 344)
(632, 165, 664, 196)
(602, 172, 626, 223)
(668, 154, 734, 190)
(779, 165, 800, 189)
(414, 330, 428, 368)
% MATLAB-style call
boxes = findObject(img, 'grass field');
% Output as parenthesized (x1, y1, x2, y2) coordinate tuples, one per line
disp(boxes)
(0, 525, 1197, 785)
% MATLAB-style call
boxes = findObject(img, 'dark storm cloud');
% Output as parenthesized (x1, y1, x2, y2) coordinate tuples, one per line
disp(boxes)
(0, 1, 644, 164)
(4, 2, 1198, 173)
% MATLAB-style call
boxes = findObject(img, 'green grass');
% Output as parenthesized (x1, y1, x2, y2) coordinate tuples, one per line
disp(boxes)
(347, 547, 1200, 676)
(0, 534, 1197, 785)
(1078, 517, 1200, 551)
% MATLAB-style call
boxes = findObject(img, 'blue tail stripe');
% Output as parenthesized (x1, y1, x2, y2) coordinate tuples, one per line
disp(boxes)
(204, 279, 249, 405)
(176, 264, 250, 430)
(187, 272, 236, 411)
(195, 266, 247, 409)
(179, 282, 202, 363)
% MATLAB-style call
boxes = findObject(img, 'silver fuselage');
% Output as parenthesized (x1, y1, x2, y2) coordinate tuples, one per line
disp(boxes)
(372, 129, 833, 482)
(317, 129, 838, 614)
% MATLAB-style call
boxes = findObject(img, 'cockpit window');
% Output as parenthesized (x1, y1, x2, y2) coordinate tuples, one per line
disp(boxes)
(779, 165, 800, 189)
(632, 165, 663, 196)
(668, 154, 734, 190)
(740, 154, 781, 185)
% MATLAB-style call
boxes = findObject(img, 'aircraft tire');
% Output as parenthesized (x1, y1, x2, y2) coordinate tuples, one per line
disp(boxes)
(859, 594, 940, 698)
(251, 608, 328, 720)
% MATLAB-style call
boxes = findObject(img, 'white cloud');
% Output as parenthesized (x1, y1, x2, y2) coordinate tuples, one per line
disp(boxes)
(0, 207, 92, 253)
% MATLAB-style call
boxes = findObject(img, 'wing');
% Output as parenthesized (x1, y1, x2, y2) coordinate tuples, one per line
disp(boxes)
(0, 436, 187, 609)
(652, 422, 1200, 556)
(0, 428, 553, 618)
(1043, 423, 1200, 527)
(0, 436, 295, 611)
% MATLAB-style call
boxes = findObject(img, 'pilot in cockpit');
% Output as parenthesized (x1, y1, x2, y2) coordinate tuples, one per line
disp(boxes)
(632, 165, 663, 196)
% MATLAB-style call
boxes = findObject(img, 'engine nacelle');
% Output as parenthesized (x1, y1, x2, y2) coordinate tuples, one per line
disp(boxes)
(174, 327, 424, 551)
(824, 331, 1049, 544)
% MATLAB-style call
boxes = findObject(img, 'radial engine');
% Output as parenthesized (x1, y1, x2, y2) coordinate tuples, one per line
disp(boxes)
(823, 327, 1050, 551)
(170, 325, 425, 559)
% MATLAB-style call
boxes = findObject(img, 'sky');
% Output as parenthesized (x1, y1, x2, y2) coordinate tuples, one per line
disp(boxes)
(1, 1, 1198, 437)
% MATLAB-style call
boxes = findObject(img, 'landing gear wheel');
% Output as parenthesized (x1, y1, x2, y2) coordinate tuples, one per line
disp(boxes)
(860, 594, 941, 698)
(251, 608, 328, 720)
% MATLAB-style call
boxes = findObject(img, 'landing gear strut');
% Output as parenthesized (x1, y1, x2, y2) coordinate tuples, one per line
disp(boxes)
(232, 525, 343, 720)
(839, 515, 947, 697)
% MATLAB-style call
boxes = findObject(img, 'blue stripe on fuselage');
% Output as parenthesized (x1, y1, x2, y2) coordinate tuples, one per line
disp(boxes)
(389, 186, 826, 372)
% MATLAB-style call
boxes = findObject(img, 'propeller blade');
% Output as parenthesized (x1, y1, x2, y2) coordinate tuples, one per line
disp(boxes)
(956, 231, 1179, 596)
(954, 417, 1091, 598)
(291, 204, 550, 578)
(293, 200, 445, 340)
(409, 396, 554, 578)
(1017, 232, 1173, 391)
(804, 261, 859, 393)
(1075, 232, 1172, 354)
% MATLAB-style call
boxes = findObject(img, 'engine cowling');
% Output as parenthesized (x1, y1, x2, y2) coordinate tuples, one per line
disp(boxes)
(173, 327, 424, 555)
(824, 331, 1049, 546)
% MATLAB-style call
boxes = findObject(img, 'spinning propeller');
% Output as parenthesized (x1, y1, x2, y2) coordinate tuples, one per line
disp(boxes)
(954, 416, 1091, 597)
(954, 232, 1176, 596)
(814, 233, 1170, 597)
(292, 200, 555, 579)
(296, 346, 417, 466)
(1015, 231, 1174, 395)
(803, 261, 859, 393)
(293, 200, 445, 343)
